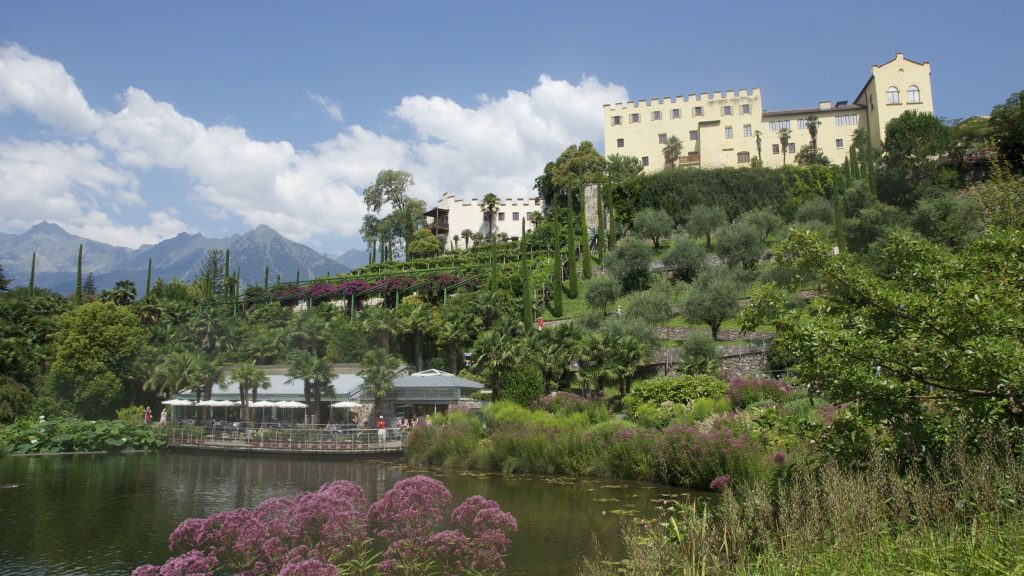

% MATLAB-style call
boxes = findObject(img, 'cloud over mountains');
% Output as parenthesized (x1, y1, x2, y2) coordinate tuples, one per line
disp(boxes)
(0, 43, 627, 249)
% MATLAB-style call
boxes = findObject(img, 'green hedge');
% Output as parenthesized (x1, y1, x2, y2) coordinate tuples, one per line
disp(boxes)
(0, 417, 167, 454)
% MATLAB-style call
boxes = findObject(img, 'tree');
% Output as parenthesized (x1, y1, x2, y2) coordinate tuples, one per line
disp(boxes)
(481, 193, 499, 241)
(49, 301, 147, 418)
(989, 90, 1024, 173)
(681, 267, 742, 340)
(878, 110, 953, 209)
(632, 208, 674, 249)
(360, 306, 396, 353)
(472, 329, 519, 401)
(686, 205, 727, 249)
(361, 215, 380, 264)
(947, 116, 992, 185)
(397, 301, 435, 371)
(197, 249, 225, 297)
(145, 350, 205, 397)
(742, 227, 1024, 454)
(82, 272, 96, 297)
(565, 205, 578, 298)
(805, 115, 821, 151)
(737, 208, 784, 241)
(778, 128, 792, 165)
(534, 142, 607, 207)
(460, 229, 473, 250)
(519, 222, 534, 328)
(550, 213, 564, 317)
(754, 130, 763, 163)
(662, 236, 706, 283)
(662, 135, 683, 168)
(910, 191, 982, 248)
(230, 362, 269, 419)
(606, 237, 653, 292)
(407, 228, 444, 259)
(795, 144, 831, 166)
(0, 264, 8, 292)
(104, 279, 136, 306)
(287, 351, 336, 423)
(716, 221, 765, 269)
(363, 170, 419, 257)
(584, 274, 620, 314)
(358, 348, 401, 418)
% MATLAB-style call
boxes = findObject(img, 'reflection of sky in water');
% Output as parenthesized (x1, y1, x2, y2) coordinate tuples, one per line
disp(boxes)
(0, 453, 699, 576)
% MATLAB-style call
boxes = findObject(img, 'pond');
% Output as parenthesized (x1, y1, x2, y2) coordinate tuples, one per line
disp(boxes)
(0, 451, 697, 575)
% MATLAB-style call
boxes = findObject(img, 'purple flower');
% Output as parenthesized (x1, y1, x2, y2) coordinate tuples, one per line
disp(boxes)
(709, 474, 732, 491)
(279, 559, 338, 576)
(773, 451, 786, 464)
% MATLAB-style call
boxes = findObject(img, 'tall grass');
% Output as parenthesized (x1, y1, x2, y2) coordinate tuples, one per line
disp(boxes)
(581, 438, 1024, 575)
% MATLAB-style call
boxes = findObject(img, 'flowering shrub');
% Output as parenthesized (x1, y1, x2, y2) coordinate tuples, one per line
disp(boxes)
(725, 374, 792, 409)
(134, 476, 516, 576)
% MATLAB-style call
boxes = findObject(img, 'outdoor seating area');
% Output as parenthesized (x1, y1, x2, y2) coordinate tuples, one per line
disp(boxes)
(165, 421, 408, 454)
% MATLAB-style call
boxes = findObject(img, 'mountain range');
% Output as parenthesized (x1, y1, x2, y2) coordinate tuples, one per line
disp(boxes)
(0, 222, 368, 294)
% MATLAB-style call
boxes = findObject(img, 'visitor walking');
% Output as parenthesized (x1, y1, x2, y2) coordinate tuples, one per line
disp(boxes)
(143, 406, 152, 424)
(159, 408, 167, 425)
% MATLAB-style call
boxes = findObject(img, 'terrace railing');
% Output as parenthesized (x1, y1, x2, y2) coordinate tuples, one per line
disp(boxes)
(165, 423, 409, 454)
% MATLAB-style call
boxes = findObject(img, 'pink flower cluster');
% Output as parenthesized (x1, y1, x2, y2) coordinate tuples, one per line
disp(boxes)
(134, 476, 516, 576)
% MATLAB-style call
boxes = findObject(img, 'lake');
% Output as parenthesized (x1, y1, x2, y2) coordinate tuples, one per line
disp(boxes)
(0, 451, 695, 575)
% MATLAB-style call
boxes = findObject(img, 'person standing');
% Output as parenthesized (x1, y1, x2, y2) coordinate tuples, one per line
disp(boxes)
(376, 415, 387, 447)
(143, 406, 152, 424)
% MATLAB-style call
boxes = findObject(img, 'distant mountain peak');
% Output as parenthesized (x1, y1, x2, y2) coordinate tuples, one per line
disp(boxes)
(27, 221, 70, 235)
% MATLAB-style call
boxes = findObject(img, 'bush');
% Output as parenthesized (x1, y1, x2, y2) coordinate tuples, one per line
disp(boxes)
(116, 405, 145, 424)
(715, 221, 765, 269)
(626, 375, 729, 406)
(678, 333, 721, 375)
(793, 195, 835, 225)
(500, 365, 545, 408)
(583, 275, 620, 313)
(606, 238, 653, 292)
(725, 374, 792, 409)
(624, 279, 677, 325)
(135, 476, 517, 576)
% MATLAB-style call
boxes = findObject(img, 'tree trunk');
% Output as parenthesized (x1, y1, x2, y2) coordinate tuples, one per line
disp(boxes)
(415, 331, 423, 371)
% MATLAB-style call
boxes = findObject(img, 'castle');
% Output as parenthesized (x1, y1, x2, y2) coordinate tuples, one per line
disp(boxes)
(603, 53, 934, 171)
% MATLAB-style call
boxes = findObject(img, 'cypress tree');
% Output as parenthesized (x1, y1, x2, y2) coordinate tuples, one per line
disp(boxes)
(296, 269, 300, 286)
(29, 252, 36, 295)
(580, 184, 592, 279)
(75, 243, 83, 304)
(223, 250, 231, 295)
(276, 273, 281, 285)
(520, 220, 533, 328)
(596, 188, 606, 263)
(145, 257, 152, 298)
(566, 202, 578, 299)
(551, 209, 563, 317)
(264, 265, 269, 289)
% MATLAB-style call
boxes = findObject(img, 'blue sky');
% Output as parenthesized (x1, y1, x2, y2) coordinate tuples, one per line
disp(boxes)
(1, 0, 1021, 252)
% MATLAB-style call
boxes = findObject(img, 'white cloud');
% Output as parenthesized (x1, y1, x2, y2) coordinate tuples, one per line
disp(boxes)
(0, 45, 629, 249)
(307, 91, 343, 122)
(0, 43, 101, 133)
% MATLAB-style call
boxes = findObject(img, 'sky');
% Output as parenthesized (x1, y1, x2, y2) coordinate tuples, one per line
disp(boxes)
(1, 0, 1021, 253)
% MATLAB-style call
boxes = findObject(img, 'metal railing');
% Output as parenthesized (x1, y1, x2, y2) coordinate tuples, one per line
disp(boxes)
(165, 423, 409, 453)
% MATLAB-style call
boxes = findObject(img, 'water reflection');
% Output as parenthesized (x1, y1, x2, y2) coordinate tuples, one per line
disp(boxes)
(0, 452, 688, 575)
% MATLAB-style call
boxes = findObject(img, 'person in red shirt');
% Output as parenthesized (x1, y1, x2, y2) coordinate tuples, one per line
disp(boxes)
(376, 415, 387, 447)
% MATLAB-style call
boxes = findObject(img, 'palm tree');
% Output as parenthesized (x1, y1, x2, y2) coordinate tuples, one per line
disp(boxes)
(287, 352, 336, 424)
(754, 130, 763, 162)
(662, 135, 683, 168)
(109, 279, 137, 305)
(779, 128, 792, 165)
(360, 306, 396, 352)
(435, 307, 479, 374)
(461, 229, 473, 250)
(397, 302, 435, 371)
(288, 309, 330, 356)
(579, 332, 618, 398)
(243, 328, 283, 367)
(472, 329, 519, 401)
(805, 115, 821, 152)
(358, 348, 401, 419)
(611, 336, 646, 396)
(230, 362, 269, 420)
(481, 193, 499, 241)
(145, 350, 205, 398)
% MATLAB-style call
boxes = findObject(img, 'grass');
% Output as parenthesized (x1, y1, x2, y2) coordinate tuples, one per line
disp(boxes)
(580, 438, 1024, 576)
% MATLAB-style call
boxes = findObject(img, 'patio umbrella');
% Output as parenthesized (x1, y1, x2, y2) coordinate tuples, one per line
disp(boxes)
(330, 400, 363, 425)
(275, 400, 308, 424)
(161, 398, 194, 422)
(197, 399, 237, 420)
(250, 400, 277, 423)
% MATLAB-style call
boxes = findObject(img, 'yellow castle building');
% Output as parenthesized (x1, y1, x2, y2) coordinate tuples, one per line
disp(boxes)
(602, 53, 934, 171)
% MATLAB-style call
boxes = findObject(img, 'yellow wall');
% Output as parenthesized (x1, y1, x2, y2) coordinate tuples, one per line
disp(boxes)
(603, 53, 934, 170)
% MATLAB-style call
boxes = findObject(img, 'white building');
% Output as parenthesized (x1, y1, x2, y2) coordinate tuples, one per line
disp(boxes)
(424, 193, 545, 249)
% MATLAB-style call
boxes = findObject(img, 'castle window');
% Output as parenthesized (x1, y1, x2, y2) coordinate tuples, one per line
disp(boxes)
(658, 133, 668, 144)
(616, 138, 624, 148)
(737, 152, 751, 163)
(772, 144, 780, 155)
(689, 130, 699, 141)
(887, 86, 900, 104)
(908, 85, 921, 103)
(630, 113, 640, 123)
(768, 120, 791, 132)
(651, 110, 662, 121)
(787, 143, 796, 153)
(741, 104, 751, 114)
(512, 212, 520, 221)
(724, 126, 734, 139)
(836, 138, 844, 149)
(693, 106, 704, 117)
(835, 114, 859, 127)
(723, 105, 733, 116)
(743, 124, 752, 137)
(641, 156, 650, 167)
(498, 212, 505, 221)
(671, 108, 681, 119)
(611, 115, 622, 126)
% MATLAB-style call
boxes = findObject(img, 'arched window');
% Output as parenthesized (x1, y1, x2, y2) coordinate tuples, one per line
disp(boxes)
(887, 86, 900, 104)
(908, 85, 921, 103)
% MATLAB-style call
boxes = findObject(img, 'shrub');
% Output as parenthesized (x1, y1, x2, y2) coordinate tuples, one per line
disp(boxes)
(500, 365, 545, 408)
(583, 275, 621, 314)
(662, 235, 706, 282)
(678, 333, 721, 374)
(627, 375, 729, 407)
(0, 416, 166, 454)
(725, 374, 792, 409)
(135, 476, 517, 576)
(606, 237, 653, 292)
(624, 279, 677, 325)
(116, 405, 145, 424)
